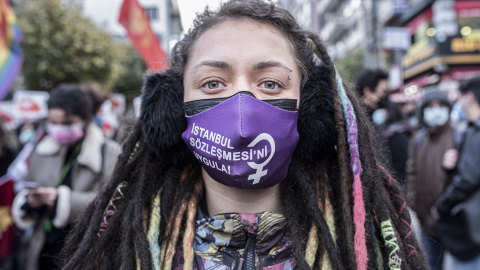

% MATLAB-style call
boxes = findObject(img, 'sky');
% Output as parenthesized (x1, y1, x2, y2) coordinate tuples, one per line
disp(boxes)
(176, 0, 228, 31)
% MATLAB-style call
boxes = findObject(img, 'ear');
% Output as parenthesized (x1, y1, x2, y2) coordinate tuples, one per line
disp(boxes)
(140, 70, 187, 156)
(295, 65, 338, 164)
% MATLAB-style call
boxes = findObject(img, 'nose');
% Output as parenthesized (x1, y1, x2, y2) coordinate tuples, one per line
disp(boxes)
(227, 76, 257, 97)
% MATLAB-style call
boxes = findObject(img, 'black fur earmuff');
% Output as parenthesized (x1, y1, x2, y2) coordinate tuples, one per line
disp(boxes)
(140, 70, 187, 158)
(295, 65, 338, 164)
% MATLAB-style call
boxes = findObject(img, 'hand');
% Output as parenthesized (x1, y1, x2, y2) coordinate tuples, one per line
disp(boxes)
(442, 149, 459, 170)
(26, 187, 58, 208)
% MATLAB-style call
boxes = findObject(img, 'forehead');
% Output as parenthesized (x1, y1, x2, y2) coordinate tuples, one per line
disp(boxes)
(186, 19, 296, 70)
(426, 100, 448, 107)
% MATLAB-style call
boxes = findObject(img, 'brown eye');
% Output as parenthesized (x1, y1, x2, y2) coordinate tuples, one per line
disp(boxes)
(206, 81, 221, 89)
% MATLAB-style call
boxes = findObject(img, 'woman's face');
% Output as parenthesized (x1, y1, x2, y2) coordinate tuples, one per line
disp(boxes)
(183, 19, 301, 105)
(48, 108, 82, 125)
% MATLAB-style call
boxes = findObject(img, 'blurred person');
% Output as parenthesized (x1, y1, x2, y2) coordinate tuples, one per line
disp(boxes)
(80, 82, 109, 130)
(381, 101, 413, 185)
(402, 101, 420, 130)
(355, 68, 389, 117)
(81, 82, 108, 116)
(406, 87, 454, 270)
(11, 84, 121, 270)
(59, 1, 429, 269)
(355, 68, 395, 173)
(436, 77, 480, 269)
(112, 116, 135, 144)
(0, 120, 16, 177)
(17, 121, 39, 148)
(0, 120, 17, 270)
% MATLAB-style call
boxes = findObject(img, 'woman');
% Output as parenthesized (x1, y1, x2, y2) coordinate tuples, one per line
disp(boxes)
(11, 84, 121, 270)
(61, 1, 428, 269)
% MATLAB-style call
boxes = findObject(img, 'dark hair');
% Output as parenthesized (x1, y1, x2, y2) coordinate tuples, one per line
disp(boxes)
(170, 0, 312, 88)
(47, 84, 93, 121)
(459, 77, 480, 103)
(80, 82, 108, 116)
(355, 68, 388, 97)
(60, 1, 428, 269)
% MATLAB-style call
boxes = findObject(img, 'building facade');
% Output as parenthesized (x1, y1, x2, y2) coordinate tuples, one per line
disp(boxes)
(385, 0, 480, 102)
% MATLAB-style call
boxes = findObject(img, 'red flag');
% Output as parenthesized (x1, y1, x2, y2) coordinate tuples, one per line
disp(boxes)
(118, 0, 167, 71)
(0, 179, 15, 260)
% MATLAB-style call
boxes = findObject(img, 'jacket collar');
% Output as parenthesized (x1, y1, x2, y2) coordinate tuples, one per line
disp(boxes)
(194, 208, 290, 255)
(35, 123, 105, 173)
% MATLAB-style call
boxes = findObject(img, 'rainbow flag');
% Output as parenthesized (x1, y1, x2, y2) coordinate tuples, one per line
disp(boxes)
(0, 0, 22, 101)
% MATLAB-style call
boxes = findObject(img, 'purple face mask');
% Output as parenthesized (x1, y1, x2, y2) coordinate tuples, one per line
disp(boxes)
(47, 122, 84, 145)
(181, 92, 299, 189)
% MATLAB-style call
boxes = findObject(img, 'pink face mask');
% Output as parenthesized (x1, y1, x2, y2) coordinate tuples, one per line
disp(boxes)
(47, 122, 84, 145)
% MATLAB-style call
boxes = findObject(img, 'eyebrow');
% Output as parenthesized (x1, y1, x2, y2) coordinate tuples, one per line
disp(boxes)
(191, 60, 291, 74)
(253, 61, 291, 71)
(192, 60, 232, 73)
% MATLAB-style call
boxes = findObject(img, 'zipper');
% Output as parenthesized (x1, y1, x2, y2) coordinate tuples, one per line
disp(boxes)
(237, 232, 256, 270)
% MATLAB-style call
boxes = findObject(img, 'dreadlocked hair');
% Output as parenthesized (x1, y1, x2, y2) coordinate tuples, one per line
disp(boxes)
(60, 0, 429, 269)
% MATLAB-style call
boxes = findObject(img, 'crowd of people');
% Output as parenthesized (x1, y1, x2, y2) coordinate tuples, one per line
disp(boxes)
(0, 0, 479, 269)
(1, 84, 123, 270)
(356, 69, 480, 270)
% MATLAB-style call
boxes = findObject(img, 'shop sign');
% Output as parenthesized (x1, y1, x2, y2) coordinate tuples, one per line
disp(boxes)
(450, 38, 480, 53)
(402, 45, 435, 68)
(383, 27, 411, 50)
(388, 65, 403, 90)
(402, 36, 480, 79)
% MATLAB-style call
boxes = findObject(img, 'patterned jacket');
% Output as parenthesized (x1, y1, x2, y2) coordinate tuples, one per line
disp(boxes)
(173, 209, 295, 270)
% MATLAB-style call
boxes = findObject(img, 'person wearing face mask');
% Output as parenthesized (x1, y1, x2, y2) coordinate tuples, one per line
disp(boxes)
(378, 100, 414, 187)
(435, 77, 480, 269)
(355, 68, 389, 118)
(355, 68, 398, 168)
(11, 84, 121, 270)
(59, 1, 430, 269)
(405, 87, 454, 270)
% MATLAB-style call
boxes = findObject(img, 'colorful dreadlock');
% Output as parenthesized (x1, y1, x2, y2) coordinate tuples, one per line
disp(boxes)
(309, 39, 368, 269)
(305, 224, 319, 268)
(318, 182, 336, 269)
(334, 69, 368, 270)
(380, 220, 402, 270)
(381, 166, 417, 258)
(182, 181, 203, 270)
(96, 182, 128, 238)
(147, 189, 162, 270)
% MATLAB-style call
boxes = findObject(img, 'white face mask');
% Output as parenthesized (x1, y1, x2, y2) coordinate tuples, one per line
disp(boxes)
(423, 106, 449, 127)
(372, 109, 387, 126)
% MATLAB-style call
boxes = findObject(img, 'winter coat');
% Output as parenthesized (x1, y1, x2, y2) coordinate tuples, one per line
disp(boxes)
(437, 118, 480, 214)
(11, 123, 121, 270)
(406, 124, 454, 234)
(382, 122, 412, 185)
